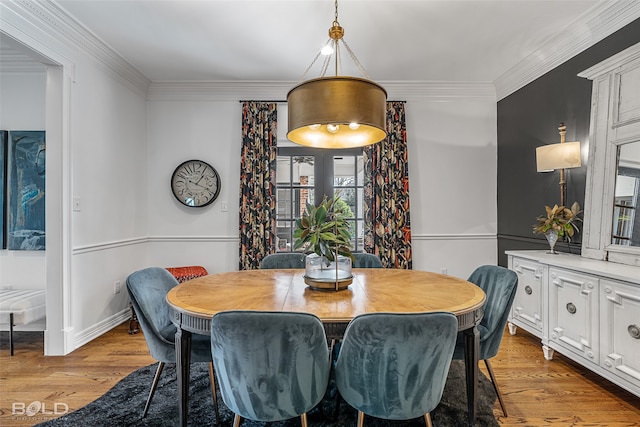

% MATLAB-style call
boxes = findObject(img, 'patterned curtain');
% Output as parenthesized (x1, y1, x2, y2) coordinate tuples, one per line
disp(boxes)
(239, 102, 277, 270)
(363, 101, 412, 269)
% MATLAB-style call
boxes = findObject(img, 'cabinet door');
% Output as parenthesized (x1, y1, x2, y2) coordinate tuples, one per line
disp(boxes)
(548, 268, 599, 365)
(600, 279, 640, 385)
(510, 258, 544, 335)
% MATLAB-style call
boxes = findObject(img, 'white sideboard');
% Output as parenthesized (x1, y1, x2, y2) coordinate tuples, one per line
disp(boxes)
(506, 250, 640, 398)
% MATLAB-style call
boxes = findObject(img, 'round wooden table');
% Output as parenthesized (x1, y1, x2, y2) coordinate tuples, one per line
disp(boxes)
(167, 268, 486, 426)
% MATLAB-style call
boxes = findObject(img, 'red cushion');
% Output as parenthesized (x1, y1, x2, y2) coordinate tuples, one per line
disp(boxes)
(165, 266, 208, 283)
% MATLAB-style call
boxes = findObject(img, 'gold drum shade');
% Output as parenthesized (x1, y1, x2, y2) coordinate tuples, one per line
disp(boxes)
(287, 76, 387, 148)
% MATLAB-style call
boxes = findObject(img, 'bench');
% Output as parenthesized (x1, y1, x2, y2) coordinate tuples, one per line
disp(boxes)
(0, 289, 46, 355)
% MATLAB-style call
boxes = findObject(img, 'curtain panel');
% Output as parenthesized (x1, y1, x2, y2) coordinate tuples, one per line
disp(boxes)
(238, 102, 277, 270)
(363, 101, 412, 269)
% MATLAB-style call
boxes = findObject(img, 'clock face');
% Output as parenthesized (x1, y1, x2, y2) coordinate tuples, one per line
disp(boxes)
(171, 160, 221, 207)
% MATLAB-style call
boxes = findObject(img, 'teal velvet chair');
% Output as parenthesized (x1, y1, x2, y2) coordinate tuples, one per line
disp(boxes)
(260, 253, 306, 269)
(352, 253, 383, 268)
(126, 267, 218, 420)
(334, 312, 458, 427)
(452, 265, 518, 417)
(211, 310, 330, 427)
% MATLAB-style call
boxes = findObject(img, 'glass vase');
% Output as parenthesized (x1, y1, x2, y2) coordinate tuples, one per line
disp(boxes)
(544, 230, 559, 254)
(304, 253, 353, 291)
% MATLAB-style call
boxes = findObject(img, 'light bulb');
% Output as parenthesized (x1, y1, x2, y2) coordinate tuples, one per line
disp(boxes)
(349, 122, 360, 130)
(321, 44, 334, 56)
(309, 124, 321, 130)
(327, 124, 339, 133)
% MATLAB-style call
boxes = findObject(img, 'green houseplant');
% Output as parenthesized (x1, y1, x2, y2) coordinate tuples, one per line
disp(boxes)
(533, 202, 582, 253)
(294, 196, 354, 290)
(293, 196, 354, 261)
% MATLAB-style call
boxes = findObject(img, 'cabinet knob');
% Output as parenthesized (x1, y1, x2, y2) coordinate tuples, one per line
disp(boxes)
(604, 286, 612, 294)
(587, 351, 594, 358)
(551, 333, 557, 339)
(566, 302, 577, 314)
(525, 285, 533, 295)
(629, 324, 640, 340)
(587, 282, 594, 289)
(604, 360, 612, 368)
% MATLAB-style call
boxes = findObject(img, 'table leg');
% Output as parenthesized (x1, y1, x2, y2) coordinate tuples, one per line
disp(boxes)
(175, 326, 192, 427)
(463, 325, 479, 427)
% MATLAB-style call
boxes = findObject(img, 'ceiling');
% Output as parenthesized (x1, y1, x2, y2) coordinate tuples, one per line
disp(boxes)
(33, 0, 607, 84)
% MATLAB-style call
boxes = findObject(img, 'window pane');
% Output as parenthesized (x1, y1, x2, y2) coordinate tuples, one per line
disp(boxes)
(276, 156, 291, 184)
(276, 220, 293, 252)
(277, 189, 292, 218)
(336, 188, 356, 218)
(293, 156, 315, 186)
(334, 156, 355, 186)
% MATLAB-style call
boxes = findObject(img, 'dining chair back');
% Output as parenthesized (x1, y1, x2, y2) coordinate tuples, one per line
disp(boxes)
(126, 267, 218, 419)
(452, 264, 518, 416)
(352, 253, 383, 268)
(334, 312, 458, 426)
(260, 253, 306, 269)
(211, 310, 330, 426)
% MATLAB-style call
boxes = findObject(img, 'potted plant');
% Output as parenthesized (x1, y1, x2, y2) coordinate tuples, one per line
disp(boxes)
(293, 196, 354, 290)
(532, 202, 582, 253)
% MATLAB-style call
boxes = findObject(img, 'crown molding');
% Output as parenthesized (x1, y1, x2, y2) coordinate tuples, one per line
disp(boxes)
(494, 0, 640, 101)
(147, 80, 496, 102)
(5, 0, 149, 94)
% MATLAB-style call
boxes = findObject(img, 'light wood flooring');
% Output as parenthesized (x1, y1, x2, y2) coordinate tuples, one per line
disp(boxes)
(1, 323, 639, 426)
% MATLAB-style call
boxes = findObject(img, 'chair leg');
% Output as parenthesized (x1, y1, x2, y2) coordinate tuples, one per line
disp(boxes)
(357, 410, 365, 427)
(300, 412, 308, 427)
(142, 361, 165, 417)
(424, 412, 433, 427)
(233, 414, 242, 427)
(484, 359, 508, 417)
(208, 362, 219, 423)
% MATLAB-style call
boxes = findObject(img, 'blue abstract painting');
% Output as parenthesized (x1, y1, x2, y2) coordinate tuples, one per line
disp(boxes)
(7, 131, 46, 250)
(0, 130, 6, 249)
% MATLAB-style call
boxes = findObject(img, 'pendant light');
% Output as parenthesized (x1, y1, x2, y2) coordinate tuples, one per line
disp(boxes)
(287, 0, 387, 149)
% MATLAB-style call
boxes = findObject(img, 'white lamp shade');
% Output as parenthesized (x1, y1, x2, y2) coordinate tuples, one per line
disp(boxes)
(536, 141, 581, 172)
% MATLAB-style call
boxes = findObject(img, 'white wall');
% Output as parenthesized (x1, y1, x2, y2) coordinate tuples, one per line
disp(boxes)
(69, 58, 149, 349)
(146, 100, 241, 273)
(0, 71, 47, 294)
(407, 99, 497, 278)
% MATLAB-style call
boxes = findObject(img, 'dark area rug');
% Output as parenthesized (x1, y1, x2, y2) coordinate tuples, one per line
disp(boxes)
(36, 360, 498, 426)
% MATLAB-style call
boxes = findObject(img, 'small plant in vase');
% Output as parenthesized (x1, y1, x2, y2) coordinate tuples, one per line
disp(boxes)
(294, 196, 354, 290)
(533, 202, 582, 254)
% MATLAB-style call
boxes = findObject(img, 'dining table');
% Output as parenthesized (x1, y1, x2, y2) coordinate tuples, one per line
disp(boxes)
(166, 268, 486, 427)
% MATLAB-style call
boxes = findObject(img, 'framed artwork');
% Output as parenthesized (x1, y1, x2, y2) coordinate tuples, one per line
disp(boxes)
(0, 131, 6, 249)
(7, 131, 46, 250)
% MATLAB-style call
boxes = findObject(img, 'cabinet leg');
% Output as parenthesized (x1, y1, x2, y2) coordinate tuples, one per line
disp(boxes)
(542, 344, 554, 360)
(507, 322, 517, 335)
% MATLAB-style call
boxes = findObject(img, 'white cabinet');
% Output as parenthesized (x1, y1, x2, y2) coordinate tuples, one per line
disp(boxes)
(509, 257, 545, 336)
(506, 250, 640, 397)
(600, 279, 640, 387)
(548, 268, 599, 366)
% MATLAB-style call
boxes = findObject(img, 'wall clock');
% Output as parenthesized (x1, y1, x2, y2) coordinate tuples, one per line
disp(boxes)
(171, 159, 221, 207)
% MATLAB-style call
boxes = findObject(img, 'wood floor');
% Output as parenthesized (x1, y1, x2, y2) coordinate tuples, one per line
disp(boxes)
(1, 323, 639, 426)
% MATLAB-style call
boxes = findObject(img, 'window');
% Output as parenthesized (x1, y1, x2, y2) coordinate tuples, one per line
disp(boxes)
(276, 147, 365, 253)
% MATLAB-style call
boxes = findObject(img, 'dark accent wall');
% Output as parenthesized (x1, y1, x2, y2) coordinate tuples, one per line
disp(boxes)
(497, 18, 640, 267)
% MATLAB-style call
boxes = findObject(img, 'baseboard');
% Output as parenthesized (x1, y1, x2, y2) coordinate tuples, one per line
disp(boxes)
(73, 308, 131, 350)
